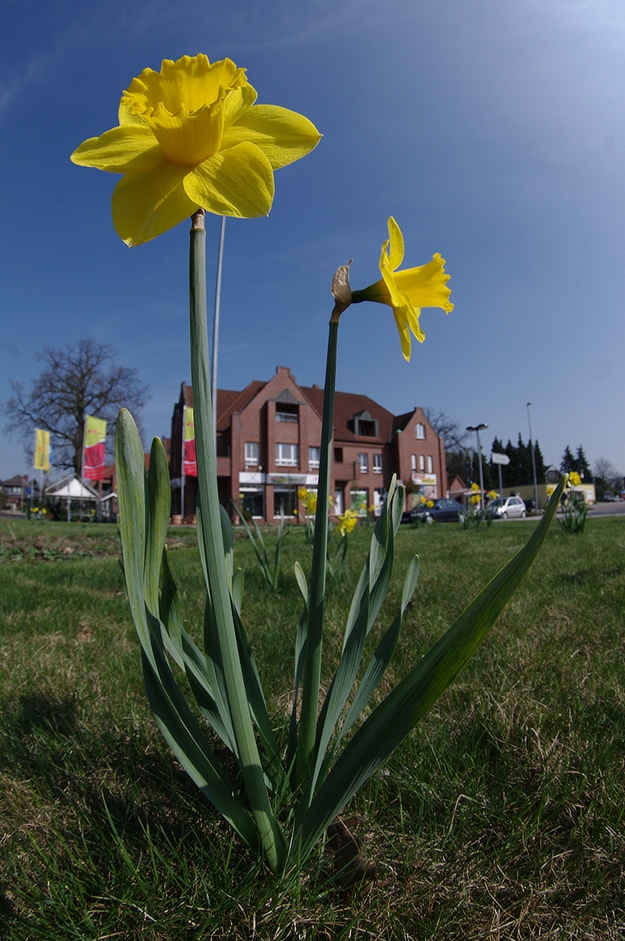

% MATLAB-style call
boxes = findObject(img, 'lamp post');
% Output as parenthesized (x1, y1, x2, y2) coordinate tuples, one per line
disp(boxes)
(466, 423, 488, 514)
(526, 402, 539, 514)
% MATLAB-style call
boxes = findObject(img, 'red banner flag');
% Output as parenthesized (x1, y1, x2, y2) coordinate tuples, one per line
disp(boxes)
(83, 415, 107, 480)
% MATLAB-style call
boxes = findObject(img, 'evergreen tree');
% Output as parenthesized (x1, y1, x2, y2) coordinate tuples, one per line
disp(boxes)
(561, 446, 576, 474)
(533, 440, 546, 482)
(575, 445, 592, 482)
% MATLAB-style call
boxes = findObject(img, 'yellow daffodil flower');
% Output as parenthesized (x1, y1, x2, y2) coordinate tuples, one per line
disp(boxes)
(298, 487, 318, 515)
(336, 508, 359, 537)
(351, 217, 453, 361)
(569, 471, 582, 487)
(71, 54, 321, 246)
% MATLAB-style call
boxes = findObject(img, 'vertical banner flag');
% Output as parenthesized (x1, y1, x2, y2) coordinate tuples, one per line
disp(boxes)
(34, 429, 50, 471)
(83, 415, 107, 480)
(183, 406, 197, 477)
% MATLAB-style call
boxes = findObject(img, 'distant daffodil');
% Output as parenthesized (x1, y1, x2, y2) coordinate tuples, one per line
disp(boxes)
(71, 54, 321, 245)
(350, 217, 453, 361)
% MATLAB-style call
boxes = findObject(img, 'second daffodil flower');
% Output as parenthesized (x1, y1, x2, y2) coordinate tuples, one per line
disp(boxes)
(351, 217, 453, 361)
(71, 54, 321, 246)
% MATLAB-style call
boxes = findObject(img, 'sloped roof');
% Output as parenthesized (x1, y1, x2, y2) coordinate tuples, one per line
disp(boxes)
(47, 476, 99, 500)
(183, 373, 416, 446)
(300, 387, 394, 443)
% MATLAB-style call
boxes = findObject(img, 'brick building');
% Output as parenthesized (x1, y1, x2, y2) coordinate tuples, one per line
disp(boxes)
(170, 367, 446, 523)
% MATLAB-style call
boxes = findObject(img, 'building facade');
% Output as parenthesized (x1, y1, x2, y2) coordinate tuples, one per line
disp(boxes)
(170, 367, 447, 523)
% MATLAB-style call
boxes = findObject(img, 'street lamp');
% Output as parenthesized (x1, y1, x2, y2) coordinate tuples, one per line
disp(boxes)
(526, 402, 539, 514)
(466, 423, 488, 513)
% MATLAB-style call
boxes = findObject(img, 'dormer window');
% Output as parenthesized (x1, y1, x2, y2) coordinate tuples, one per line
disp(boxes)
(353, 409, 378, 437)
(275, 389, 299, 423)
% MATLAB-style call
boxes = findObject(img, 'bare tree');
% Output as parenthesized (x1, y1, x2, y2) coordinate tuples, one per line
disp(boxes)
(3, 339, 149, 474)
(593, 456, 623, 499)
(423, 408, 470, 453)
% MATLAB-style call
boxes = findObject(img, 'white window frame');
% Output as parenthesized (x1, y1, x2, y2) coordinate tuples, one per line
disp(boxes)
(427, 455, 433, 474)
(308, 446, 320, 468)
(358, 452, 369, 474)
(244, 441, 259, 465)
(415, 423, 426, 440)
(419, 454, 425, 471)
(275, 442, 299, 466)
(373, 454, 382, 474)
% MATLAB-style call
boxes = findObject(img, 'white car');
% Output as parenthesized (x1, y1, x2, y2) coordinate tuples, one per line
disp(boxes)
(487, 496, 527, 519)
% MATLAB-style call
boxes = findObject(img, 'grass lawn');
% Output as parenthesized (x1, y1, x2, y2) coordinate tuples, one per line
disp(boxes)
(0, 515, 624, 939)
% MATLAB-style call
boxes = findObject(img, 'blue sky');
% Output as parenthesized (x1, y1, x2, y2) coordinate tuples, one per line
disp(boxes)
(2, 0, 624, 481)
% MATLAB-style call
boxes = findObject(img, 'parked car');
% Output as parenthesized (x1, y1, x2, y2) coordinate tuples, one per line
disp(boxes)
(411, 498, 465, 523)
(487, 496, 527, 519)
(603, 493, 617, 502)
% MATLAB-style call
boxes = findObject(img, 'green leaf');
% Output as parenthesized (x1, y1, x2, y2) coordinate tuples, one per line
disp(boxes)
(144, 436, 170, 614)
(294, 561, 309, 606)
(338, 556, 419, 743)
(293, 478, 566, 861)
(141, 642, 258, 852)
(115, 409, 151, 660)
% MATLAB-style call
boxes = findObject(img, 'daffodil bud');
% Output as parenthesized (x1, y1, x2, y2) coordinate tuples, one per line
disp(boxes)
(330, 260, 352, 321)
(332, 261, 352, 306)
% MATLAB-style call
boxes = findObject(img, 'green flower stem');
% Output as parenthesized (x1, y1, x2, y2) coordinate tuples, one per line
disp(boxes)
(296, 316, 339, 788)
(188, 212, 285, 871)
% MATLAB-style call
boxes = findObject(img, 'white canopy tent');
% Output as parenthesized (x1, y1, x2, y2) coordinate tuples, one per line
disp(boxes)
(46, 476, 99, 521)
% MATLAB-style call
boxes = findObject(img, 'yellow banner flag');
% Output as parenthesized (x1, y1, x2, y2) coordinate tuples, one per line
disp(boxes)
(183, 407, 197, 476)
(34, 428, 50, 471)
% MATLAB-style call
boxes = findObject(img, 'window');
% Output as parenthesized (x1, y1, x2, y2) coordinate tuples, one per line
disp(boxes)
(373, 454, 382, 474)
(240, 487, 264, 518)
(334, 447, 343, 462)
(276, 403, 298, 423)
(419, 454, 425, 471)
(358, 453, 368, 473)
(427, 455, 433, 474)
(353, 410, 378, 437)
(308, 446, 320, 468)
(415, 423, 426, 440)
(350, 489, 368, 515)
(411, 454, 417, 472)
(274, 485, 298, 518)
(275, 443, 299, 466)
(244, 441, 259, 465)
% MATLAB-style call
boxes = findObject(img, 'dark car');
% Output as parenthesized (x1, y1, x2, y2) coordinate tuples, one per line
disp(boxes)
(411, 498, 465, 523)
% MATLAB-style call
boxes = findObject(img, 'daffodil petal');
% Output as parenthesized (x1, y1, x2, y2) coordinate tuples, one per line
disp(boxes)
(183, 142, 274, 217)
(112, 163, 197, 246)
(394, 254, 453, 312)
(222, 104, 321, 169)
(118, 101, 150, 127)
(399, 292, 425, 343)
(386, 216, 404, 270)
(70, 125, 165, 173)
(393, 308, 412, 361)
(223, 83, 258, 127)
(379, 241, 403, 308)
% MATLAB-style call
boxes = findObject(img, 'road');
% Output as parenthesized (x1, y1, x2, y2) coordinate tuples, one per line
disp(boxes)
(587, 501, 625, 518)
